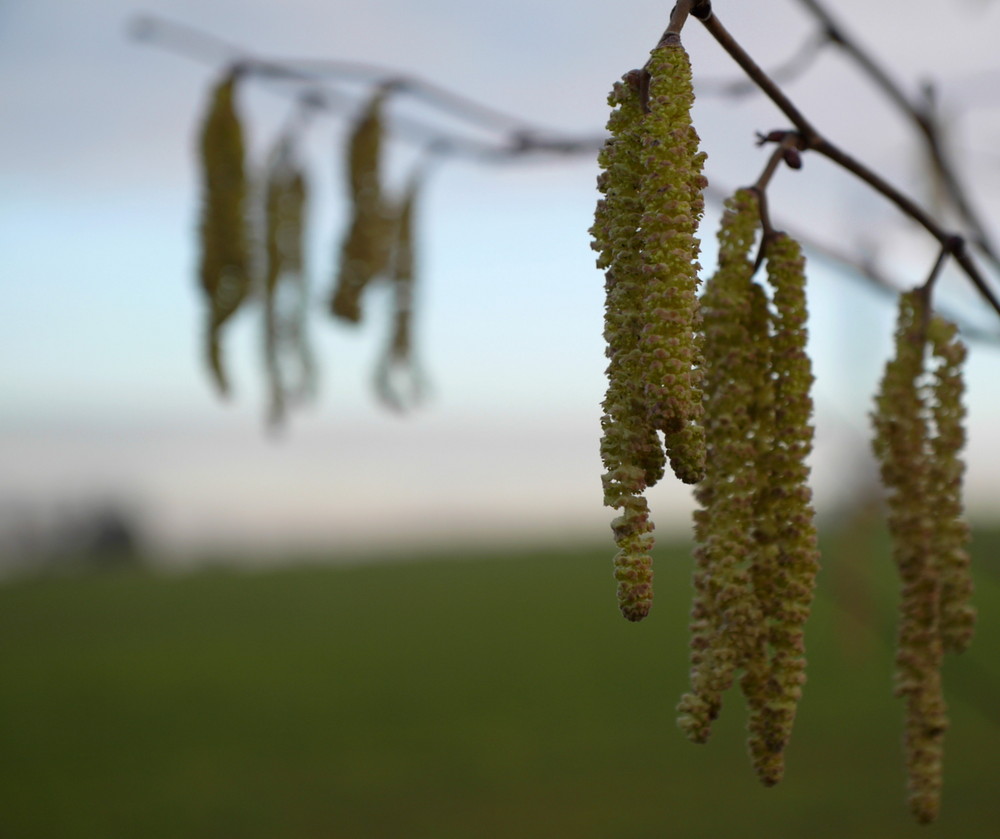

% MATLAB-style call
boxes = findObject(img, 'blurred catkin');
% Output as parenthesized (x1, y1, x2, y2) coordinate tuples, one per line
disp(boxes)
(198, 68, 251, 394)
(871, 289, 963, 824)
(331, 87, 394, 323)
(263, 133, 314, 428)
(374, 171, 425, 411)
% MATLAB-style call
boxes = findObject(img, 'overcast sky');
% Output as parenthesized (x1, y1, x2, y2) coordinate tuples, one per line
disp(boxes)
(2, 0, 1000, 563)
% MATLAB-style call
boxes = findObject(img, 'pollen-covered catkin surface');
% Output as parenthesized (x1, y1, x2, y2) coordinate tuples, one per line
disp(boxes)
(331, 89, 393, 324)
(927, 317, 975, 654)
(744, 232, 819, 787)
(872, 290, 947, 824)
(592, 71, 660, 622)
(677, 189, 762, 742)
(640, 43, 708, 484)
(198, 69, 251, 394)
(592, 40, 709, 622)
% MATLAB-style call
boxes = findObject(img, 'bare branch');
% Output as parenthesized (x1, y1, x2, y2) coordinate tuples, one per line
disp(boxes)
(696, 10, 1000, 324)
(794, 0, 1000, 271)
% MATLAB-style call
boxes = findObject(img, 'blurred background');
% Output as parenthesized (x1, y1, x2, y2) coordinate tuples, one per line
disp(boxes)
(1, 0, 999, 836)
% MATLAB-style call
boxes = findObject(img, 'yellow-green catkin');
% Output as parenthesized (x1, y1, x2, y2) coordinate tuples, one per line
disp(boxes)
(198, 68, 251, 395)
(744, 232, 820, 787)
(262, 133, 313, 428)
(331, 87, 393, 323)
(872, 290, 947, 824)
(592, 39, 708, 622)
(593, 70, 661, 621)
(926, 317, 975, 654)
(374, 172, 424, 411)
(639, 41, 708, 484)
(677, 188, 762, 741)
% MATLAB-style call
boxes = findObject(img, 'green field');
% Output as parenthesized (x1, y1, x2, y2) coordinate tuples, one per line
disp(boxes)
(2, 529, 999, 838)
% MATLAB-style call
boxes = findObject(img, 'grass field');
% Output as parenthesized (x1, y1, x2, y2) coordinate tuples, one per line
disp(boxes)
(2, 527, 999, 838)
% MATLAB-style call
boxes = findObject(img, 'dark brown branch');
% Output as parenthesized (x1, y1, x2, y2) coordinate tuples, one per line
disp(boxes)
(921, 242, 957, 295)
(704, 180, 1000, 345)
(696, 9, 1000, 324)
(695, 10, 822, 145)
(795, 0, 1000, 271)
(748, 133, 805, 272)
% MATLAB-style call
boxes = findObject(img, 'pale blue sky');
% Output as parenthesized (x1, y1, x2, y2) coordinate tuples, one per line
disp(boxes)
(2, 0, 1000, 560)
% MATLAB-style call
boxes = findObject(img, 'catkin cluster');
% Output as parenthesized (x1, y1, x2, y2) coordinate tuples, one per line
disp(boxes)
(331, 86, 427, 409)
(676, 192, 819, 787)
(871, 289, 974, 824)
(196, 68, 314, 418)
(194, 71, 425, 419)
(591, 40, 707, 622)
(198, 69, 252, 395)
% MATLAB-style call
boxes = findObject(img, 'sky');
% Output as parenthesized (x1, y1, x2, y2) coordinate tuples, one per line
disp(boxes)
(2, 0, 1000, 565)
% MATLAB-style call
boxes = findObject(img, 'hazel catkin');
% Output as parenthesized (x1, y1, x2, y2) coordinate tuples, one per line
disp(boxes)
(744, 232, 819, 787)
(198, 68, 251, 395)
(677, 188, 763, 742)
(926, 316, 975, 654)
(374, 170, 426, 411)
(872, 290, 942, 823)
(593, 70, 662, 621)
(872, 290, 974, 823)
(262, 132, 314, 428)
(639, 41, 708, 482)
(331, 87, 394, 324)
(677, 208, 819, 786)
(592, 39, 708, 621)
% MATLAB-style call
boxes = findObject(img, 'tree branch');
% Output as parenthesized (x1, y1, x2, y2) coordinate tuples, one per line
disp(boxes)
(696, 8, 1000, 323)
(131, 14, 603, 163)
(794, 0, 1000, 272)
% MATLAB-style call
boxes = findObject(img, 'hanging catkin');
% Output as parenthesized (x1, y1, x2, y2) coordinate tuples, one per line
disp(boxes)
(374, 170, 425, 411)
(677, 188, 763, 742)
(872, 290, 973, 824)
(198, 68, 251, 394)
(926, 316, 975, 654)
(872, 289, 945, 824)
(592, 37, 708, 622)
(331, 87, 393, 323)
(262, 132, 314, 428)
(677, 205, 819, 780)
(639, 40, 708, 485)
(743, 232, 820, 787)
(593, 69, 660, 621)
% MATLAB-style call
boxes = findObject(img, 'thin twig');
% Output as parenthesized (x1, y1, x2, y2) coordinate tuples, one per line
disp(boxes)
(921, 243, 956, 295)
(794, 0, 1000, 271)
(749, 134, 803, 271)
(131, 14, 602, 163)
(704, 182, 1000, 345)
(695, 9, 1000, 323)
